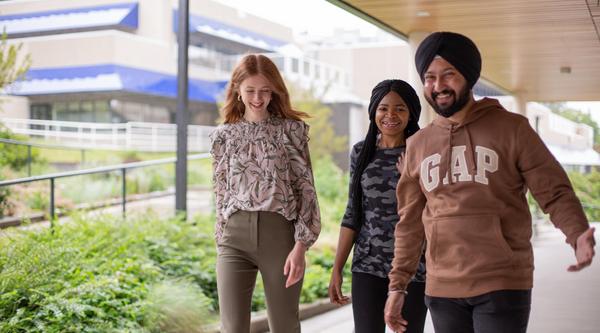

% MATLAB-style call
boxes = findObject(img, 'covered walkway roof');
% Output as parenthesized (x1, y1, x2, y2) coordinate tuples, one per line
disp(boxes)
(329, 0, 600, 102)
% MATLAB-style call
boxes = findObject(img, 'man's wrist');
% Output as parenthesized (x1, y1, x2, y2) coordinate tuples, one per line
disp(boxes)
(388, 288, 408, 296)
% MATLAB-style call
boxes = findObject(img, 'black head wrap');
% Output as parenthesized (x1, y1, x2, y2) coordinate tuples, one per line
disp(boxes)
(350, 79, 421, 228)
(415, 32, 481, 89)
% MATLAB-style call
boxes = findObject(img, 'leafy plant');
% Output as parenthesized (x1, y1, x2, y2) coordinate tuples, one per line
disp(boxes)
(0, 180, 12, 218)
(144, 280, 213, 333)
(0, 126, 44, 171)
(0, 30, 31, 90)
(0, 213, 216, 332)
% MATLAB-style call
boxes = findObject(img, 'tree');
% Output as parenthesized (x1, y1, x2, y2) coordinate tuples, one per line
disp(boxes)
(0, 31, 32, 216)
(0, 30, 32, 152)
(289, 84, 347, 161)
(0, 31, 31, 92)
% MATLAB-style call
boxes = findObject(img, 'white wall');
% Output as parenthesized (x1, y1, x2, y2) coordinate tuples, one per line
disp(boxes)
(0, 96, 29, 119)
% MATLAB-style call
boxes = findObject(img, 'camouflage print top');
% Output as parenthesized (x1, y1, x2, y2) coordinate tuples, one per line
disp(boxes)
(341, 141, 426, 281)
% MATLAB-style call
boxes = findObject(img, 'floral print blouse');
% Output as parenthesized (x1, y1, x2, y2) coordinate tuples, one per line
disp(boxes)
(210, 116, 321, 247)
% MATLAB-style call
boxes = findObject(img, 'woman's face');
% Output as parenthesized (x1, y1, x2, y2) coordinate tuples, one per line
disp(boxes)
(239, 74, 272, 121)
(375, 91, 410, 139)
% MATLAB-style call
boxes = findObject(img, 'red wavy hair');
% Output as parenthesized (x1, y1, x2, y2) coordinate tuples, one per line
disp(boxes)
(221, 54, 308, 123)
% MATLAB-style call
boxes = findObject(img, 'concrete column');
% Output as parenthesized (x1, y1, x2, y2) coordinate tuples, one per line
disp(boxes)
(513, 94, 528, 117)
(407, 31, 434, 128)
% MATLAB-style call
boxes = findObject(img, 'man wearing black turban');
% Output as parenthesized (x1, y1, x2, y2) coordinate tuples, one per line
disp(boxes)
(415, 31, 481, 118)
(385, 31, 595, 333)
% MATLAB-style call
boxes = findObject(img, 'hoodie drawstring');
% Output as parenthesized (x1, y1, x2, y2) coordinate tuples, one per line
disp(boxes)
(445, 125, 454, 184)
(443, 123, 476, 185)
(464, 124, 477, 175)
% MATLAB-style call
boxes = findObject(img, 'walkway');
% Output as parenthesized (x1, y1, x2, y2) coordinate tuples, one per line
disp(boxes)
(300, 222, 600, 333)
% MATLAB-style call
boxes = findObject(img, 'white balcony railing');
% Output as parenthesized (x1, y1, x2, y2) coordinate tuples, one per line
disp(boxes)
(1, 118, 216, 152)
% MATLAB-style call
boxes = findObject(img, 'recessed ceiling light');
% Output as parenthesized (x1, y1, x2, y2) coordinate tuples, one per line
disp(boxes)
(560, 66, 571, 74)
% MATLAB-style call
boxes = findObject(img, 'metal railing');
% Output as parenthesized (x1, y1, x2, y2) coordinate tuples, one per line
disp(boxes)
(0, 153, 210, 227)
(1, 118, 216, 152)
(0, 137, 87, 176)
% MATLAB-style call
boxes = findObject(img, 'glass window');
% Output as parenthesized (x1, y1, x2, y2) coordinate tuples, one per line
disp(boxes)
(304, 61, 310, 76)
(68, 101, 79, 112)
(54, 102, 67, 113)
(31, 104, 51, 120)
(291, 58, 299, 73)
(96, 100, 109, 113)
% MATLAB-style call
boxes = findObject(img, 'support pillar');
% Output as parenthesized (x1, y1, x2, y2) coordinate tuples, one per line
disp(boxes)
(513, 94, 528, 117)
(407, 31, 434, 128)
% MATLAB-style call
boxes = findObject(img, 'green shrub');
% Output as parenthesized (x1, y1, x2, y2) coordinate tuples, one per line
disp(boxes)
(313, 155, 349, 237)
(188, 159, 212, 186)
(144, 280, 213, 333)
(0, 213, 216, 332)
(568, 170, 600, 222)
(0, 178, 13, 218)
(26, 191, 48, 211)
(0, 126, 44, 171)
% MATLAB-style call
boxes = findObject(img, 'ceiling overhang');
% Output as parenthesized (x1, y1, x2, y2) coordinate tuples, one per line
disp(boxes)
(328, 0, 600, 102)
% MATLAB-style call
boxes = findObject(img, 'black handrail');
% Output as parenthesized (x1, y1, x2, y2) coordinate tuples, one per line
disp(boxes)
(0, 153, 210, 225)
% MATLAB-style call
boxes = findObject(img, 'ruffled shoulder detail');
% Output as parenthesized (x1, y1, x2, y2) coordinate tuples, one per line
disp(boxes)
(282, 118, 309, 149)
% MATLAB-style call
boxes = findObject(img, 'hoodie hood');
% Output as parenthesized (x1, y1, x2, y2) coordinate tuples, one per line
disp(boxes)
(431, 98, 505, 184)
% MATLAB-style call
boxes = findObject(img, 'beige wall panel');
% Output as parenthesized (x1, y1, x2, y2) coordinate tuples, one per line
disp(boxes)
(0, 96, 29, 119)
(21, 33, 117, 68)
(0, 0, 127, 14)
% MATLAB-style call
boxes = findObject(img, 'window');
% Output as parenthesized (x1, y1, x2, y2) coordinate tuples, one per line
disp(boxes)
(31, 104, 51, 120)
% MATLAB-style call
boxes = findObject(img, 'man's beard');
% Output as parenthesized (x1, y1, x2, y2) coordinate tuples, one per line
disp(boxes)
(426, 86, 470, 118)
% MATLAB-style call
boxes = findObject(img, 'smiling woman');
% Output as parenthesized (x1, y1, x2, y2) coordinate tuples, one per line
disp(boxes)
(238, 74, 272, 122)
(210, 54, 321, 333)
(328, 79, 427, 333)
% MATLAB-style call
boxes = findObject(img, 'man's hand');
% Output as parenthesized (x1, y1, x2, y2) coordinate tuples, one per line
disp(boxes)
(328, 269, 350, 305)
(284, 242, 307, 287)
(568, 227, 595, 272)
(396, 152, 406, 174)
(384, 291, 408, 332)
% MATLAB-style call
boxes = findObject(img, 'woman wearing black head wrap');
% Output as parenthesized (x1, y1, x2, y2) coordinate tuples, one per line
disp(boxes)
(328, 79, 427, 333)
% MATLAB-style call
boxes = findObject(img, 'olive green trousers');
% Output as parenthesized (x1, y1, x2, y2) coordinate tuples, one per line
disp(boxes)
(216, 210, 302, 333)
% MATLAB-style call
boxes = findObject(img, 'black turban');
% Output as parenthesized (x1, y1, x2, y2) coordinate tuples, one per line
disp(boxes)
(368, 79, 421, 138)
(415, 31, 481, 89)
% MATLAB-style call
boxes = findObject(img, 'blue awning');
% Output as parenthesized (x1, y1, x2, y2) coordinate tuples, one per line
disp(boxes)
(0, 2, 138, 38)
(8, 64, 227, 103)
(174, 10, 287, 52)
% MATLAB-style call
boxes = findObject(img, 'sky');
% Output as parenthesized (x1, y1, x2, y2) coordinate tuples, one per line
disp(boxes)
(213, 0, 381, 37)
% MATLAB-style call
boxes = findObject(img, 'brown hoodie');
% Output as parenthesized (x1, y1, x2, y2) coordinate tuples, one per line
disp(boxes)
(389, 97, 589, 298)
